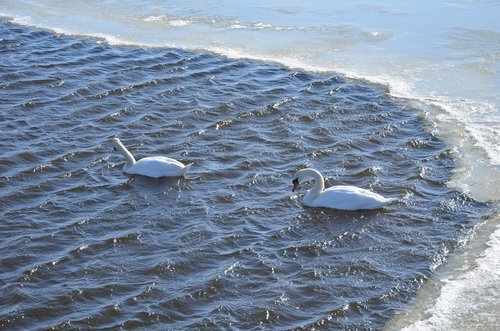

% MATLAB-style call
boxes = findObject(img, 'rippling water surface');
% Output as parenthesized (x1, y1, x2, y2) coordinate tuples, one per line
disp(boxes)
(0, 21, 491, 330)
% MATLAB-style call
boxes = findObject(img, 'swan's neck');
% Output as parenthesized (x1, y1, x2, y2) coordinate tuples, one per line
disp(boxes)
(114, 139, 136, 168)
(303, 169, 324, 204)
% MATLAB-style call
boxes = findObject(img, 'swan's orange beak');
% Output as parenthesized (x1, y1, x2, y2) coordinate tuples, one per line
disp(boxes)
(292, 178, 299, 192)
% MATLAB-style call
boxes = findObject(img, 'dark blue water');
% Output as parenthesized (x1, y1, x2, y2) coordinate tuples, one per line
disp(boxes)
(0, 20, 491, 330)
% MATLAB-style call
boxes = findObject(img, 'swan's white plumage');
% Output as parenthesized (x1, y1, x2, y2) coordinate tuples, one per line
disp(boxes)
(292, 168, 395, 210)
(112, 137, 191, 178)
(124, 156, 191, 177)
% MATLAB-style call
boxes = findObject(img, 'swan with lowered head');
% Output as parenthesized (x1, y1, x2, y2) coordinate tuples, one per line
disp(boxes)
(292, 168, 395, 210)
(112, 137, 191, 178)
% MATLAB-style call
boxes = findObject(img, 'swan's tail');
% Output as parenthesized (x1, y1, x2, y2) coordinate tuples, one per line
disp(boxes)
(384, 197, 398, 204)
(181, 163, 193, 177)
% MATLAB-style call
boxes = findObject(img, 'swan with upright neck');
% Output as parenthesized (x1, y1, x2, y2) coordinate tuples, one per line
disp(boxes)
(112, 137, 191, 178)
(292, 168, 395, 210)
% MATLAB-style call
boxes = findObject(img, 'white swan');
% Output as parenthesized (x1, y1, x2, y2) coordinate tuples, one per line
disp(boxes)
(112, 137, 191, 178)
(292, 168, 395, 210)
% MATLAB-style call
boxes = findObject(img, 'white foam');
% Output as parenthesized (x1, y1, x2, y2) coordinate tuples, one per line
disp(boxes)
(143, 15, 165, 22)
(169, 19, 189, 27)
(142, 15, 190, 26)
(230, 22, 246, 29)
(5, 14, 34, 27)
(252, 22, 272, 29)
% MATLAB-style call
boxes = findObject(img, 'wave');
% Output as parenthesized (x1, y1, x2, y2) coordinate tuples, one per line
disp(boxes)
(1, 8, 498, 204)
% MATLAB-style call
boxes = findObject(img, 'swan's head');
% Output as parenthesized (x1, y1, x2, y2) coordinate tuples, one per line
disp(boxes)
(292, 169, 307, 192)
(292, 168, 320, 192)
(112, 137, 121, 151)
(292, 178, 299, 192)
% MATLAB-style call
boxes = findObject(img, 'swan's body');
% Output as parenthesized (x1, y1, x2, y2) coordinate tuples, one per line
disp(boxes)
(112, 137, 191, 178)
(292, 168, 395, 210)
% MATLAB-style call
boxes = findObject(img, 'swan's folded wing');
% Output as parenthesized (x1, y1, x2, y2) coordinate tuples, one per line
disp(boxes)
(127, 157, 185, 177)
(313, 186, 389, 210)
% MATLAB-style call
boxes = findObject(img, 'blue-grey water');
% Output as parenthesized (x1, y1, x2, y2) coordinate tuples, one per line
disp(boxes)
(0, 20, 492, 330)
